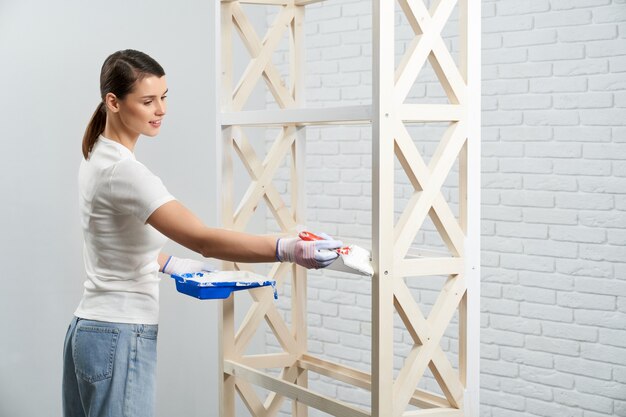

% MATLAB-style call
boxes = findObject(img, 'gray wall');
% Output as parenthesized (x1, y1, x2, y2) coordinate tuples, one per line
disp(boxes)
(0, 1, 262, 416)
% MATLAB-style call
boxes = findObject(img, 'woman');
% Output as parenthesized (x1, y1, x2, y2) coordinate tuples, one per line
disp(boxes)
(62, 49, 341, 417)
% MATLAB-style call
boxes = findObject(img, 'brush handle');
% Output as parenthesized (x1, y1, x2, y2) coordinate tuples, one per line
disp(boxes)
(299, 231, 350, 255)
(298, 231, 324, 241)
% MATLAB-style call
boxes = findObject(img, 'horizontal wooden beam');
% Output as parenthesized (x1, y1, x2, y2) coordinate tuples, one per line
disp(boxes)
(238, 353, 298, 369)
(402, 409, 463, 417)
(395, 257, 464, 277)
(221, 105, 372, 126)
(224, 360, 371, 417)
(397, 104, 464, 122)
(299, 354, 371, 391)
(298, 355, 450, 410)
(222, 104, 464, 126)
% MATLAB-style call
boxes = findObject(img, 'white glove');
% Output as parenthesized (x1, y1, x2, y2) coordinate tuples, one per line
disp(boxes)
(161, 256, 216, 276)
(276, 233, 343, 269)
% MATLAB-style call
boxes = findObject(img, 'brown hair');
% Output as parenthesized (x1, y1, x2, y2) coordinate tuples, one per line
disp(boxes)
(82, 49, 165, 159)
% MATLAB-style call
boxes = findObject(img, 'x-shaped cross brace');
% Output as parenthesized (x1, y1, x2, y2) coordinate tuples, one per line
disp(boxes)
(393, 275, 467, 416)
(231, 127, 298, 232)
(393, 120, 467, 262)
(395, 0, 467, 105)
(232, 4, 297, 110)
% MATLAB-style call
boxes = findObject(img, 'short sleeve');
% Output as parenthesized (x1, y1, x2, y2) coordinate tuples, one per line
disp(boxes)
(109, 160, 175, 223)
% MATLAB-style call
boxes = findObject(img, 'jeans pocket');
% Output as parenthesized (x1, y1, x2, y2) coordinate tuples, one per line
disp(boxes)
(138, 325, 158, 340)
(73, 325, 120, 383)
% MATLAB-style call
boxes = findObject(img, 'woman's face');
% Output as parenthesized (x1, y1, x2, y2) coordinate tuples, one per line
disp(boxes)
(116, 75, 168, 137)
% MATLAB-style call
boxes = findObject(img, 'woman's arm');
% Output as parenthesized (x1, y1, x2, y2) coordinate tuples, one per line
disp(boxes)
(157, 252, 170, 272)
(147, 200, 277, 263)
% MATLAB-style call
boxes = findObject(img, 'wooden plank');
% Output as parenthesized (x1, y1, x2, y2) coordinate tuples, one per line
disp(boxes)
(298, 355, 451, 410)
(230, 265, 286, 356)
(238, 353, 299, 369)
(459, 291, 467, 387)
(372, 1, 396, 416)
(236, 379, 268, 417)
(395, 257, 464, 277)
(393, 123, 465, 258)
(291, 14, 307, 416)
(218, 3, 235, 416)
(429, 349, 464, 409)
(427, 0, 463, 104)
(398, 104, 463, 122)
(464, 0, 481, 412)
(292, 130, 308, 417)
(234, 294, 274, 356)
(393, 0, 437, 102)
(232, 3, 296, 109)
(395, 0, 459, 104)
(402, 409, 463, 417)
(233, 6, 294, 110)
(394, 32, 435, 103)
(429, 197, 466, 258)
(230, 129, 297, 231)
(221, 104, 373, 126)
(392, 129, 463, 260)
(290, 5, 305, 101)
(397, 0, 422, 35)
(232, 127, 296, 230)
(264, 302, 300, 354)
(393, 274, 465, 411)
(235, 367, 301, 417)
(393, 276, 466, 416)
(231, 262, 298, 358)
(408, 391, 450, 410)
(220, 295, 236, 417)
(393, 121, 466, 260)
(224, 361, 372, 417)
(299, 355, 371, 391)
(294, 0, 327, 5)
(429, 38, 467, 104)
(393, 276, 431, 345)
(459, 140, 468, 235)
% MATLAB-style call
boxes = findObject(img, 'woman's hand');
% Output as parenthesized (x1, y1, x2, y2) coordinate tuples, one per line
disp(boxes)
(276, 233, 343, 269)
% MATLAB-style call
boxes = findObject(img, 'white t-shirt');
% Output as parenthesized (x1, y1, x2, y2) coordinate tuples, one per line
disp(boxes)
(74, 135, 175, 324)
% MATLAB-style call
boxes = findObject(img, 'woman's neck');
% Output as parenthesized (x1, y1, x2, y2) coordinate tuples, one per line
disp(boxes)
(102, 116, 139, 153)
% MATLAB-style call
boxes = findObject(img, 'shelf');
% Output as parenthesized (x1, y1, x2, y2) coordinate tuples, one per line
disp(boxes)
(221, 104, 372, 127)
(221, 104, 464, 127)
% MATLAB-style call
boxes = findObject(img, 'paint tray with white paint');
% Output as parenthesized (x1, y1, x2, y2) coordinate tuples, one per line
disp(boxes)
(170, 270, 277, 300)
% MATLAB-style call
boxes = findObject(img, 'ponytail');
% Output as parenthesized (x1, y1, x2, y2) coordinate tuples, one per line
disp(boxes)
(82, 102, 106, 159)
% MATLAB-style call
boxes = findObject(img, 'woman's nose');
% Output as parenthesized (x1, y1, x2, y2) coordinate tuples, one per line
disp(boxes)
(155, 100, 166, 116)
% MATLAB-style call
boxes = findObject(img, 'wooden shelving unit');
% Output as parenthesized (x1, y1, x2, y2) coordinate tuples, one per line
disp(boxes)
(214, 1, 481, 416)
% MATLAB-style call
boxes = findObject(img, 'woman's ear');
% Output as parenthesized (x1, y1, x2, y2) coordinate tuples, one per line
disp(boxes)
(104, 92, 120, 113)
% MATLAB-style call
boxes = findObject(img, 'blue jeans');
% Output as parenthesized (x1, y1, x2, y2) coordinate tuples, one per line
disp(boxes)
(62, 317, 158, 417)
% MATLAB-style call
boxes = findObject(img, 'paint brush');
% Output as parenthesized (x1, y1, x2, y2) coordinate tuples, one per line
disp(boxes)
(299, 231, 374, 277)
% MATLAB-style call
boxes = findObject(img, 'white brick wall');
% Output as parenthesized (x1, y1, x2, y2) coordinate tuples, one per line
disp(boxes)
(258, 1, 626, 416)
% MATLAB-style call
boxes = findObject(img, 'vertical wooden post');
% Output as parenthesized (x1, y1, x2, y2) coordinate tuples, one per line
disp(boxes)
(463, 0, 481, 415)
(291, 5, 308, 416)
(218, 3, 235, 417)
(372, 1, 395, 416)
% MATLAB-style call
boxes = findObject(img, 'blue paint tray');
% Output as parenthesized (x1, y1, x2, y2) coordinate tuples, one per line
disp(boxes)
(170, 271, 277, 300)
